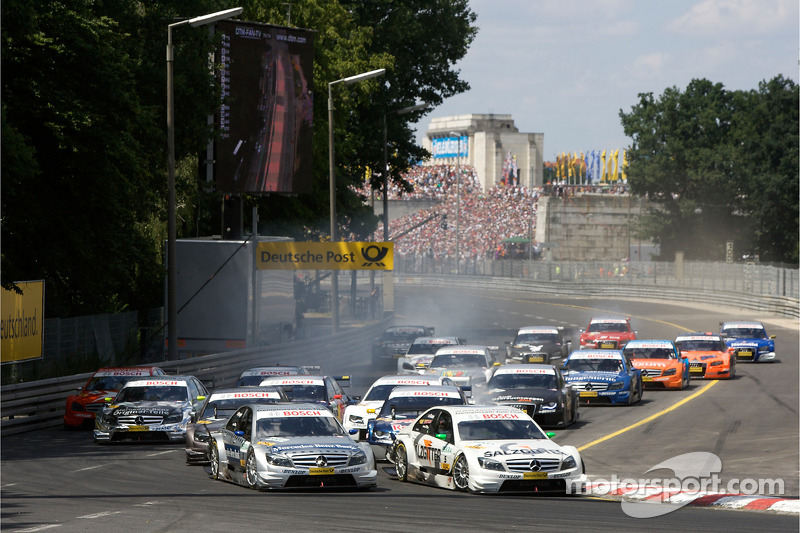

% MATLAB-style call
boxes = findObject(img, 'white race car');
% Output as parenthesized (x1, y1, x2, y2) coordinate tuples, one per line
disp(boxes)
(397, 336, 464, 374)
(423, 345, 499, 396)
(208, 403, 377, 490)
(342, 375, 458, 440)
(392, 405, 586, 494)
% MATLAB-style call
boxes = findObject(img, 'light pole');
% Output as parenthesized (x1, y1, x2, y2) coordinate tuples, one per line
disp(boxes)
(382, 103, 429, 241)
(328, 68, 386, 333)
(449, 131, 463, 274)
(166, 7, 242, 361)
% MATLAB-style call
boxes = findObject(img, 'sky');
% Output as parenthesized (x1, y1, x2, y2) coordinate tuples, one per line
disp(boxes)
(413, 0, 799, 160)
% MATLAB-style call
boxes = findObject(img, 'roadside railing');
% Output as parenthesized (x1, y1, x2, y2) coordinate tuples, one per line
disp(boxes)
(0, 316, 391, 436)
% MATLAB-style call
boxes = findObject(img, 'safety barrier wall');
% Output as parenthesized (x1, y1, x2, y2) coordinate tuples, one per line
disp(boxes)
(0, 316, 392, 436)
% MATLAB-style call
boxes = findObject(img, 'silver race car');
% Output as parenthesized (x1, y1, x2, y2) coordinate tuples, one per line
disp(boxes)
(94, 376, 208, 444)
(208, 403, 377, 490)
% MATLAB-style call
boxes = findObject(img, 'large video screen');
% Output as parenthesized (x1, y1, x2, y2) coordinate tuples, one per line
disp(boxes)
(215, 21, 314, 194)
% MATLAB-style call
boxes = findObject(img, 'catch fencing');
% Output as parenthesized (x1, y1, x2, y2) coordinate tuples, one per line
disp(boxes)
(394, 256, 799, 306)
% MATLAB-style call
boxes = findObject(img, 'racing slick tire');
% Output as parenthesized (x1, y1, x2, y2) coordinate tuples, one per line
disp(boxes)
(452, 454, 470, 492)
(729, 358, 736, 379)
(245, 449, 260, 490)
(209, 441, 220, 480)
(395, 443, 409, 482)
(681, 368, 690, 390)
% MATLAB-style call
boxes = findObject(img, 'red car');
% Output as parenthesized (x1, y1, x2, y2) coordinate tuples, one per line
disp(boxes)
(579, 317, 636, 350)
(63, 366, 165, 428)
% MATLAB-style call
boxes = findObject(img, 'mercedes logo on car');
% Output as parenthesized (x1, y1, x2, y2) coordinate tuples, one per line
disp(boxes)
(315, 455, 328, 467)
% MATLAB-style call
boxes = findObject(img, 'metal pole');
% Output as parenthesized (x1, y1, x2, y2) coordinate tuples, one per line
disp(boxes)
(383, 113, 389, 242)
(166, 27, 179, 360)
(328, 84, 339, 333)
(456, 149, 460, 275)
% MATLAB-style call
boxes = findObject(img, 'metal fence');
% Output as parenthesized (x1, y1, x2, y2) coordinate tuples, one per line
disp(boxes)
(394, 255, 799, 300)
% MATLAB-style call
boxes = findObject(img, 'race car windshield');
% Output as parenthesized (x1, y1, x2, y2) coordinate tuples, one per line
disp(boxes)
(487, 373, 557, 390)
(724, 328, 766, 339)
(676, 340, 722, 351)
(565, 359, 623, 372)
(255, 416, 346, 438)
(429, 353, 487, 368)
(202, 397, 282, 420)
(587, 323, 629, 333)
(280, 385, 326, 402)
(622, 348, 675, 360)
(85, 376, 131, 391)
(379, 396, 464, 418)
(457, 419, 547, 441)
(116, 386, 188, 403)
(407, 343, 451, 355)
(515, 333, 558, 344)
(364, 384, 403, 402)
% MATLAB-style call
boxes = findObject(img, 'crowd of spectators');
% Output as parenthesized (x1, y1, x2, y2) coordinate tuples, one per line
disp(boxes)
(358, 164, 540, 260)
(350, 164, 630, 260)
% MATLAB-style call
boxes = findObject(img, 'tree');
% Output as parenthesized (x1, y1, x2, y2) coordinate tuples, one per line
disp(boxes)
(620, 77, 798, 263)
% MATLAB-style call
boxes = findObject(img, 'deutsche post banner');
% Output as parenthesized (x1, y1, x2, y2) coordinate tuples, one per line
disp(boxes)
(257, 242, 393, 271)
(1, 280, 45, 363)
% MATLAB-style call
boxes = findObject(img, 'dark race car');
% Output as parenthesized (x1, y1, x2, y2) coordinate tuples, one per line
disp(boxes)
(474, 364, 579, 428)
(372, 325, 435, 367)
(505, 326, 571, 364)
(185, 386, 288, 465)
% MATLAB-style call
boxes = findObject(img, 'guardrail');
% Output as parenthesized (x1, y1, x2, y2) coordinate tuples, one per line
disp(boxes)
(1, 317, 392, 436)
(395, 274, 799, 318)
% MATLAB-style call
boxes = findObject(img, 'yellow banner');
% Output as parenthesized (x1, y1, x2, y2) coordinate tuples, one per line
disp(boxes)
(2, 280, 45, 363)
(257, 242, 393, 271)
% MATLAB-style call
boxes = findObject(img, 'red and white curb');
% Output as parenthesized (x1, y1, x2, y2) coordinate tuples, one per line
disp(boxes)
(584, 482, 799, 514)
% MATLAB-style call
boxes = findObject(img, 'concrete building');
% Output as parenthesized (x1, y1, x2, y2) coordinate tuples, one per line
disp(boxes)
(422, 114, 544, 192)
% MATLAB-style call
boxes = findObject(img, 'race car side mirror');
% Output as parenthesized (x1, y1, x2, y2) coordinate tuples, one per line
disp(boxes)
(435, 433, 447, 440)
(546, 432, 556, 439)
(348, 428, 359, 435)
(403, 362, 414, 371)
(770, 335, 776, 339)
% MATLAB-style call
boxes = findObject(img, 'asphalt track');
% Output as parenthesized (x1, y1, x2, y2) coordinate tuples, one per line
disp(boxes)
(1, 287, 797, 532)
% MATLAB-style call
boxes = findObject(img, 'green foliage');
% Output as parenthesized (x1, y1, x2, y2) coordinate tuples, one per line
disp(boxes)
(620, 77, 798, 263)
(1, 0, 477, 320)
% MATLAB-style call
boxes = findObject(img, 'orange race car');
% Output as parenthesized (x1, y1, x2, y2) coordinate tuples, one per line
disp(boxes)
(63, 366, 166, 428)
(674, 333, 736, 379)
(622, 340, 689, 390)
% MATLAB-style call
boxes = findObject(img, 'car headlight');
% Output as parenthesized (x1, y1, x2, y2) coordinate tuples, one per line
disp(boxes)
(265, 454, 293, 467)
(662, 368, 676, 376)
(194, 432, 210, 443)
(540, 401, 558, 411)
(348, 415, 364, 425)
(70, 402, 86, 412)
(477, 457, 505, 471)
(561, 455, 577, 470)
(374, 430, 387, 438)
(164, 412, 184, 424)
(608, 381, 625, 390)
(710, 361, 723, 367)
(758, 346, 769, 353)
(348, 451, 368, 466)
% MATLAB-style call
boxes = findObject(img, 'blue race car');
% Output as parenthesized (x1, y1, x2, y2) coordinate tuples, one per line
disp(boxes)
(561, 349, 643, 405)
(720, 321, 776, 362)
